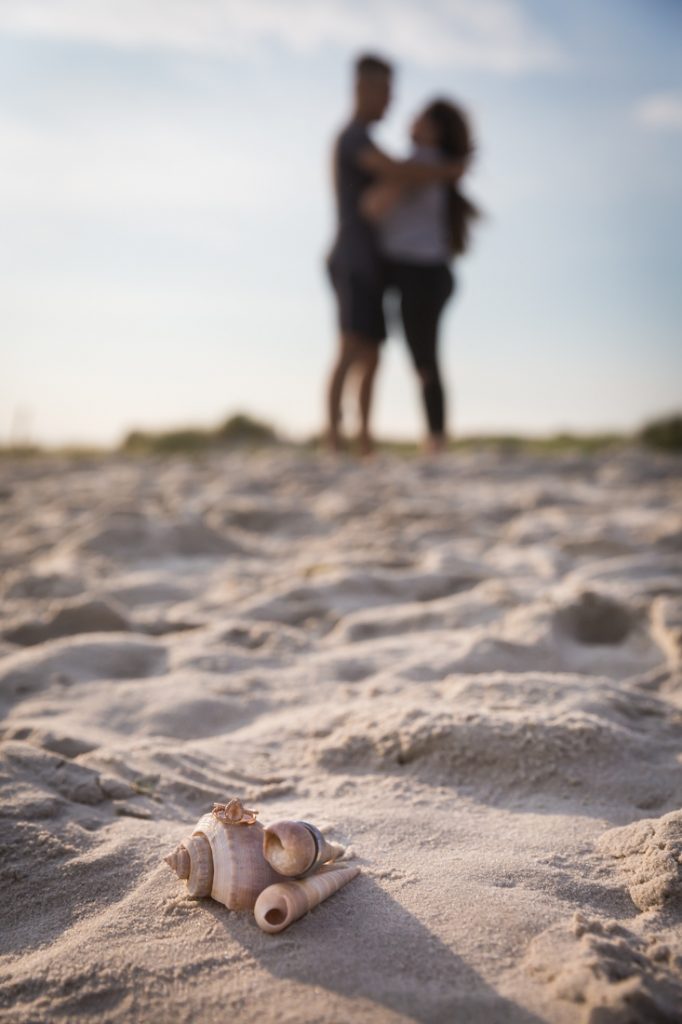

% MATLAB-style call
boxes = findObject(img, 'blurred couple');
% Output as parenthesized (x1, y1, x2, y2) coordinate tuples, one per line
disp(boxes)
(326, 53, 479, 455)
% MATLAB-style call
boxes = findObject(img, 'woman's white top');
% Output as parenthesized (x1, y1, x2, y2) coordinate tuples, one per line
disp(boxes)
(378, 146, 450, 264)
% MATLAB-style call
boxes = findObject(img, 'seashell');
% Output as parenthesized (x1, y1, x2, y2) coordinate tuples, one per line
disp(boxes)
(263, 820, 345, 877)
(165, 798, 284, 911)
(164, 797, 360, 929)
(164, 832, 213, 898)
(254, 864, 361, 934)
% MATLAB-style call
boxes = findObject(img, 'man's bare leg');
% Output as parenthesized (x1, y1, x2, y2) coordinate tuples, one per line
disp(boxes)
(357, 344, 380, 456)
(327, 333, 374, 451)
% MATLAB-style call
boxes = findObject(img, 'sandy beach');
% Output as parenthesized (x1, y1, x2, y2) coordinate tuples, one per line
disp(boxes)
(1, 446, 681, 1023)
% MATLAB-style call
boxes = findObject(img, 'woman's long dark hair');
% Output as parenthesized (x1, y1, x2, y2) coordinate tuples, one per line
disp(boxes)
(423, 99, 479, 256)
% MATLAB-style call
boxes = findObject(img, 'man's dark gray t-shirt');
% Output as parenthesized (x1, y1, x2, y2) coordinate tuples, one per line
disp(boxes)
(328, 119, 380, 276)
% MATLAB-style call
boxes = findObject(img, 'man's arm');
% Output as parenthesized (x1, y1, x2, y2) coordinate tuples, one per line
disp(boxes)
(357, 144, 465, 185)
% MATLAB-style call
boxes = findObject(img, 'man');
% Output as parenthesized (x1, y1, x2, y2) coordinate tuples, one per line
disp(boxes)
(326, 53, 465, 454)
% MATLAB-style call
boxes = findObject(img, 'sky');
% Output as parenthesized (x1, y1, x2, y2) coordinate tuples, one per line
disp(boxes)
(1, 0, 681, 445)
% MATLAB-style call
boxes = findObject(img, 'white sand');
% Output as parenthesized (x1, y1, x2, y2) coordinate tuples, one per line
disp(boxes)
(0, 447, 681, 1023)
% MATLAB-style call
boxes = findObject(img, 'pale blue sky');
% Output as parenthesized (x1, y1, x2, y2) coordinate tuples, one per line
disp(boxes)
(1, 0, 681, 445)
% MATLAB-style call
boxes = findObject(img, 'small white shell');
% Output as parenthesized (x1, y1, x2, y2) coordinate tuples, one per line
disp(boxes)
(254, 864, 360, 933)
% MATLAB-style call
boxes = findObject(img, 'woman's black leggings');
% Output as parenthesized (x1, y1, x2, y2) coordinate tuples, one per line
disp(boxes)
(386, 261, 454, 437)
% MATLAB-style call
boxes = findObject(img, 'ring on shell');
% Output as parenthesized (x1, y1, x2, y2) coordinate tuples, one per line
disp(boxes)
(211, 798, 258, 825)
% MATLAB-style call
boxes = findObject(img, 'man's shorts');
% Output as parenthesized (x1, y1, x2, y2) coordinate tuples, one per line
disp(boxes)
(327, 261, 386, 344)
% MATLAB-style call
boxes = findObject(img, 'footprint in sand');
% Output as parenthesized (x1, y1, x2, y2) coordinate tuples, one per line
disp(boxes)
(3, 570, 85, 601)
(552, 591, 635, 646)
(1, 741, 106, 807)
(63, 513, 244, 562)
(0, 634, 166, 700)
(4, 596, 130, 647)
(525, 911, 682, 1024)
(315, 673, 681, 807)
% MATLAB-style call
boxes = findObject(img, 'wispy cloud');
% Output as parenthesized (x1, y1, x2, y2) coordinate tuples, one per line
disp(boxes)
(0, 0, 564, 73)
(634, 91, 682, 132)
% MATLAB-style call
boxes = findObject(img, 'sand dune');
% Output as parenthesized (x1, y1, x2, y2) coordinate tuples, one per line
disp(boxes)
(1, 447, 681, 1023)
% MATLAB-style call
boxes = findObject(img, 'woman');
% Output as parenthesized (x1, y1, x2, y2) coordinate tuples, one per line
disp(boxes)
(362, 99, 479, 453)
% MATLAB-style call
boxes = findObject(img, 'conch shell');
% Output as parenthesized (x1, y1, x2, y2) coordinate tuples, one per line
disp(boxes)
(165, 798, 282, 911)
(255, 864, 361, 934)
(164, 798, 358, 929)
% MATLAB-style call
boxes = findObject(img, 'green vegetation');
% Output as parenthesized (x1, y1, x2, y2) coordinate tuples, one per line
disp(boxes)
(122, 428, 213, 455)
(2, 411, 680, 458)
(453, 432, 625, 454)
(215, 413, 278, 444)
(0, 444, 109, 460)
(639, 413, 682, 452)
(120, 413, 278, 454)
(335, 432, 627, 456)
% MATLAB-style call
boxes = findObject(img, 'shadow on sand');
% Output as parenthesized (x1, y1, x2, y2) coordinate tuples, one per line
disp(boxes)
(204, 874, 544, 1023)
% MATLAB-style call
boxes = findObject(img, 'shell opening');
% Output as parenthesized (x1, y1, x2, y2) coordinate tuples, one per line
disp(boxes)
(264, 832, 285, 858)
(263, 822, 315, 876)
(264, 907, 286, 926)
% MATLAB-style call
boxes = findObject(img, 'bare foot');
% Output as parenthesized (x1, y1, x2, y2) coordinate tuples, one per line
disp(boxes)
(326, 430, 347, 454)
(358, 433, 375, 458)
(423, 435, 446, 456)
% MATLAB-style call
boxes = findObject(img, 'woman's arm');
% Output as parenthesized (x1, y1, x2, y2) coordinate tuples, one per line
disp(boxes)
(357, 145, 466, 185)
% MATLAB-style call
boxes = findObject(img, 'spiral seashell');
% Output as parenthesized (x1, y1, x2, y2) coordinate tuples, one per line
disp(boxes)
(164, 845, 189, 879)
(263, 820, 346, 877)
(164, 799, 284, 911)
(254, 864, 360, 934)
(164, 833, 213, 898)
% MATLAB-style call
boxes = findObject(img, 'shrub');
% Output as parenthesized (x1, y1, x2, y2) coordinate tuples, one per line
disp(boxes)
(215, 414, 277, 444)
(120, 412, 277, 454)
(640, 414, 682, 452)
